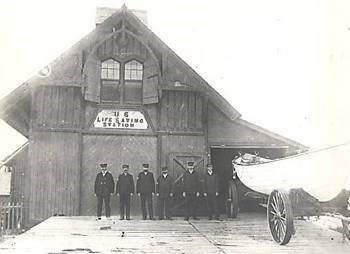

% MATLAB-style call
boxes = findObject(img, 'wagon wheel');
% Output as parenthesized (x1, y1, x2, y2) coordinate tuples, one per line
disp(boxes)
(267, 189, 294, 245)
(342, 219, 350, 240)
(226, 181, 239, 218)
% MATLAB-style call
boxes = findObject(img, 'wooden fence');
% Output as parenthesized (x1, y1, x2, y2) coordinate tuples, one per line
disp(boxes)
(0, 202, 23, 236)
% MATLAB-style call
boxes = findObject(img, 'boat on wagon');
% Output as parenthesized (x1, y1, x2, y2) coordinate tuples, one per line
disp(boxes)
(227, 142, 350, 245)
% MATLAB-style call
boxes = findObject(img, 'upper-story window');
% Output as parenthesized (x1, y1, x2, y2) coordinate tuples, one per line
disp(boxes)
(124, 60, 143, 103)
(101, 59, 120, 79)
(100, 59, 143, 104)
(124, 60, 143, 80)
(101, 59, 120, 102)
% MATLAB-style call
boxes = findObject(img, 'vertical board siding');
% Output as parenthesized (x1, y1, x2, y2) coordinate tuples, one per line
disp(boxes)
(81, 135, 157, 216)
(8, 145, 29, 227)
(32, 86, 82, 129)
(160, 135, 206, 167)
(195, 94, 203, 129)
(28, 132, 80, 221)
(160, 91, 203, 132)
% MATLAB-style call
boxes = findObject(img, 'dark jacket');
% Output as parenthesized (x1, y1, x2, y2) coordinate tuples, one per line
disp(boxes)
(136, 171, 155, 194)
(116, 173, 135, 194)
(94, 172, 115, 196)
(183, 170, 200, 193)
(203, 172, 219, 194)
(156, 174, 173, 197)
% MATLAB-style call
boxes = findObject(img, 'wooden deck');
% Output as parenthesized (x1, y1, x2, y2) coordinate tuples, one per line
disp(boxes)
(0, 212, 349, 253)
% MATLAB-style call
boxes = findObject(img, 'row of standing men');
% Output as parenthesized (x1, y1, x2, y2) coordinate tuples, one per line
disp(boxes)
(94, 161, 220, 221)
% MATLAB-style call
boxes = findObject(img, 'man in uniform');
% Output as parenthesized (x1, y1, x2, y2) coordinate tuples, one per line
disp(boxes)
(116, 164, 134, 220)
(136, 163, 155, 220)
(182, 161, 200, 220)
(94, 163, 115, 221)
(203, 163, 220, 220)
(156, 166, 173, 220)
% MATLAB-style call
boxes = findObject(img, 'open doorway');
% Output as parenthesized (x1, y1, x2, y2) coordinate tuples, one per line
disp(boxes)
(210, 147, 287, 213)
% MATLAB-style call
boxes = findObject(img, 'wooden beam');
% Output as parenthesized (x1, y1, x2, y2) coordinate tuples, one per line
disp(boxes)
(156, 131, 204, 136)
(209, 143, 289, 149)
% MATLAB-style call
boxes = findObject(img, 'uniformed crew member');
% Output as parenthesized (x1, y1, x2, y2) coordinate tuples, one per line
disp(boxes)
(182, 161, 200, 220)
(156, 166, 173, 220)
(116, 164, 134, 220)
(136, 163, 155, 220)
(203, 164, 220, 220)
(94, 163, 115, 220)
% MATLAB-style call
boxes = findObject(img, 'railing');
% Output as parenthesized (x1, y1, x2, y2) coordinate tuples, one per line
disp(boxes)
(0, 202, 23, 236)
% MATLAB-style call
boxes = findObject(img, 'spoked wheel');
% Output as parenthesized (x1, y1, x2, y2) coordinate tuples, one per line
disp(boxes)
(342, 219, 350, 240)
(226, 181, 239, 218)
(267, 189, 294, 245)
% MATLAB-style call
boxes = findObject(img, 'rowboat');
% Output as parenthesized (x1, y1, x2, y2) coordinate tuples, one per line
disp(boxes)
(227, 142, 350, 245)
(234, 142, 350, 202)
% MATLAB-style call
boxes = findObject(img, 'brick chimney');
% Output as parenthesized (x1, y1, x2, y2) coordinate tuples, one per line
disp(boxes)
(96, 6, 148, 26)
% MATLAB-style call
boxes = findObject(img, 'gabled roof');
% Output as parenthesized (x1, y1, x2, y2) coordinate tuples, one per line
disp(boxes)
(235, 119, 308, 152)
(207, 103, 308, 152)
(0, 141, 29, 167)
(0, 6, 241, 136)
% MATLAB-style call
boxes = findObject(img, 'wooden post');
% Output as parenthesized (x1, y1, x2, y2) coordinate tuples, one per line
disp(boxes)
(0, 203, 2, 238)
(11, 203, 14, 234)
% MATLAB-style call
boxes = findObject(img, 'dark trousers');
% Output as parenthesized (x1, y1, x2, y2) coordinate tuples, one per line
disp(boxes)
(185, 192, 197, 219)
(141, 193, 153, 219)
(158, 196, 171, 219)
(97, 194, 110, 218)
(206, 194, 219, 219)
(119, 193, 131, 219)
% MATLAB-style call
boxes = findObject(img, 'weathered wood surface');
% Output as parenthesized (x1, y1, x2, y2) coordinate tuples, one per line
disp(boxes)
(0, 212, 349, 253)
(32, 86, 82, 130)
(160, 91, 203, 132)
(28, 132, 80, 221)
(81, 135, 157, 216)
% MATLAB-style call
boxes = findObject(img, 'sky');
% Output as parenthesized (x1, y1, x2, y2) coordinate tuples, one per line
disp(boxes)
(1, 0, 350, 160)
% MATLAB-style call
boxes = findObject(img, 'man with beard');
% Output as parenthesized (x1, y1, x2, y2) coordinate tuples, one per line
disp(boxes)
(203, 164, 220, 220)
(94, 163, 115, 221)
(136, 164, 155, 219)
(182, 161, 200, 220)
(156, 166, 173, 220)
(116, 164, 134, 220)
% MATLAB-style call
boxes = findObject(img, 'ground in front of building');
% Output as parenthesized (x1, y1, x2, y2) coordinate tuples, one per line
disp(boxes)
(0, 212, 349, 254)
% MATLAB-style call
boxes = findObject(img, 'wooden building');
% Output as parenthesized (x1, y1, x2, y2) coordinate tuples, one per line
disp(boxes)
(0, 6, 306, 226)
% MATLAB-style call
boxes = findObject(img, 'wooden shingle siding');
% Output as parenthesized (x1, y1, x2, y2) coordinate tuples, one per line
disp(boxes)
(28, 132, 80, 221)
(160, 91, 203, 132)
(32, 86, 82, 130)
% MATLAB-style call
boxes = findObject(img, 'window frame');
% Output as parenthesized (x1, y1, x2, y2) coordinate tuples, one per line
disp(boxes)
(100, 58, 121, 103)
(99, 57, 144, 104)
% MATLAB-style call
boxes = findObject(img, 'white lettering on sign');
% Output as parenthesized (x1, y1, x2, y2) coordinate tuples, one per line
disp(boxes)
(94, 110, 148, 129)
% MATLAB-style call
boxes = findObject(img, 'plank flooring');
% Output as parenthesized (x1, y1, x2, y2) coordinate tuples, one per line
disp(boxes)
(0, 212, 349, 254)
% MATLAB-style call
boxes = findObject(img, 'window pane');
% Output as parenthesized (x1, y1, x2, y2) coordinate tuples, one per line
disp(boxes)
(101, 69, 108, 79)
(101, 59, 120, 80)
(101, 80, 120, 102)
(124, 81, 142, 103)
(125, 60, 143, 80)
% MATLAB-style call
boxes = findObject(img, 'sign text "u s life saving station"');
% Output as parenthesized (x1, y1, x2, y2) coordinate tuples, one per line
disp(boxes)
(94, 110, 148, 129)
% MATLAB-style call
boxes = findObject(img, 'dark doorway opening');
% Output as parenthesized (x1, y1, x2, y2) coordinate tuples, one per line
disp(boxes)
(210, 147, 287, 213)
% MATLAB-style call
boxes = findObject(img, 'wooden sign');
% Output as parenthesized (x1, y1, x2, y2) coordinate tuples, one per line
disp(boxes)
(94, 109, 148, 129)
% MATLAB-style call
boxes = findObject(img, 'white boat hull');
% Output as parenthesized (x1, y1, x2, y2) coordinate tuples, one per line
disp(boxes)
(235, 142, 350, 202)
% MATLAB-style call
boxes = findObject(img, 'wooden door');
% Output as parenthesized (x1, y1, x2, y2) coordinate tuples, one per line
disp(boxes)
(168, 153, 205, 215)
(80, 135, 157, 216)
